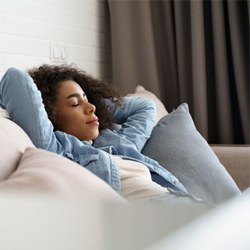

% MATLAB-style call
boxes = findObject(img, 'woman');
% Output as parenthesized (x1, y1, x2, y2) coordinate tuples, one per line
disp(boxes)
(0, 65, 205, 204)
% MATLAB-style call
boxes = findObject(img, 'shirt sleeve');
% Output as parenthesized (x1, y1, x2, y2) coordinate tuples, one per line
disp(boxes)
(0, 67, 61, 152)
(108, 96, 157, 151)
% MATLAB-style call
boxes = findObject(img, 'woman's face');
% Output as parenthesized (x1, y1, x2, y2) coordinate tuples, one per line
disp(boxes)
(54, 80, 99, 141)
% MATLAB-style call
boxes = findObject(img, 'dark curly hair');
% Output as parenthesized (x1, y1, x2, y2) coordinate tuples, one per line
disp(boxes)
(28, 64, 121, 131)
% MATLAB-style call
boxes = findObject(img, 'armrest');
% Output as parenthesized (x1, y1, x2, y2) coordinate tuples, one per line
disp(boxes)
(211, 144, 250, 191)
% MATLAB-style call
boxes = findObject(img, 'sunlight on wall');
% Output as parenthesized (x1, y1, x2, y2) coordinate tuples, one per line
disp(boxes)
(0, 0, 112, 81)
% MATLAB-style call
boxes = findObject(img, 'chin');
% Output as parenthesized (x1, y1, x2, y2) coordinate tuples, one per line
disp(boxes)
(92, 133, 99, 140)
(84, 133, 99, 142)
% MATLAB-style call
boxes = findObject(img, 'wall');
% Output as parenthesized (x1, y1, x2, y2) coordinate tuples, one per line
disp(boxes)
(0, 0, 112, 81)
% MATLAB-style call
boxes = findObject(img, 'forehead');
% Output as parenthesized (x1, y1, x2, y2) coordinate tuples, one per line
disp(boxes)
(57, 80, 84, 96)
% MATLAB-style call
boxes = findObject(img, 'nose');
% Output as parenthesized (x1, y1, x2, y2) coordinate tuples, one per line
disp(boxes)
(84, 102, 96, 114)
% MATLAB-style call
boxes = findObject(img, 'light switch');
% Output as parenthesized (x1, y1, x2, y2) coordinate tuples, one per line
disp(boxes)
(50, 42, 68, 63)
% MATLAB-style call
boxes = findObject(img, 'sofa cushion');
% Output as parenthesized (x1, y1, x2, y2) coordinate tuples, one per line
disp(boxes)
(142, 103, 241, 204)
(0, 116, 34, 181)
(0, 147, 126, 203)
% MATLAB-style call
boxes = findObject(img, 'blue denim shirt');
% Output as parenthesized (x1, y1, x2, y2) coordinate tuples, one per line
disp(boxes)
(0, 67, 187, 195)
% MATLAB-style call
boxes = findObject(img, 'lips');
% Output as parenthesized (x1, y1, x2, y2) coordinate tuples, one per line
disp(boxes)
(86, 117, 99, 125)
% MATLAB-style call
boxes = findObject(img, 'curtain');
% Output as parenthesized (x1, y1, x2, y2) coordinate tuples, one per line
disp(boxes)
(108, 0, 249, 144)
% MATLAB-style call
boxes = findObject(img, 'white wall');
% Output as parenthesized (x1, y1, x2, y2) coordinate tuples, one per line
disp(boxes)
(0, 0, 112, 81)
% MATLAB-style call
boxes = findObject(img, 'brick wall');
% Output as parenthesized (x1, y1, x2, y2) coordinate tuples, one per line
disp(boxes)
(0, 0, 112, 81)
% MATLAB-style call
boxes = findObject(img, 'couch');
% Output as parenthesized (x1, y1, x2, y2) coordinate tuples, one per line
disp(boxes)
(0, 85, 249, 250)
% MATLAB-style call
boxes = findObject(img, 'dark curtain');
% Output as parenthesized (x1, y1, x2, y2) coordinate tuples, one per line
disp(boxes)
(108, 0, 249, 144)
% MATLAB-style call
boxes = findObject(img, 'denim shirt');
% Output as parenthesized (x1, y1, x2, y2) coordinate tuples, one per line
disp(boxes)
(0, 67, 187, 195)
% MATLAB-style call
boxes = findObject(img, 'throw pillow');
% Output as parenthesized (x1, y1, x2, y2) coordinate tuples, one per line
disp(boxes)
(0, 147, 126, 204)
(0, 107, 9, 118)
(0, 117, 34, 182)
(142, 103, 241, 204)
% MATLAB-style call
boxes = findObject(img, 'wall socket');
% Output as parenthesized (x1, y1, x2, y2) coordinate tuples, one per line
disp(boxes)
(50, 42, 68, 63)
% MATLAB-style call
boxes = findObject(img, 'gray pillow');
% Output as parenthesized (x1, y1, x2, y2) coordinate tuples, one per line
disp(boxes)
(142, 103, 241, 204)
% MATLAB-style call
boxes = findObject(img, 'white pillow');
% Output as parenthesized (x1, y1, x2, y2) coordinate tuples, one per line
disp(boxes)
(0, 117, 34, 181)
(0, 147, 126, 204)
(0, 107, 9, 118)
(0, 72, 9, 118)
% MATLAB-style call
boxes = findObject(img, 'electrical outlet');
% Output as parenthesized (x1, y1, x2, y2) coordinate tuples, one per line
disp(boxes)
(50, 42, 68, 63)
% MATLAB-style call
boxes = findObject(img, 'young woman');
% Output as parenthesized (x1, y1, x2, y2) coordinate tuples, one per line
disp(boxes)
(0, 65, 206, 205)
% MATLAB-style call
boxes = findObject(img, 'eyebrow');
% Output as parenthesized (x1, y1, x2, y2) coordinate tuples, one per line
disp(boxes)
(66, 93, 86, 99)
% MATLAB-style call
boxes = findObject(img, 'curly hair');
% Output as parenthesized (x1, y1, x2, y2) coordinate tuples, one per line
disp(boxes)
(28, 64, 121, 131)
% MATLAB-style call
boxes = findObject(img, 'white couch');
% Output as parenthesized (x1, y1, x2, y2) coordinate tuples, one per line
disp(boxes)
(0, 85, 249, 250)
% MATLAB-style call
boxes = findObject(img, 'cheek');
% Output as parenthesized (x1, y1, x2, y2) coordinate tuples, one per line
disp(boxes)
(55, 111, 74, 130)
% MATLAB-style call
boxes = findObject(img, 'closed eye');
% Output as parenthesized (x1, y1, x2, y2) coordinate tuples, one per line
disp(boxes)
(72, 103, 79, 107)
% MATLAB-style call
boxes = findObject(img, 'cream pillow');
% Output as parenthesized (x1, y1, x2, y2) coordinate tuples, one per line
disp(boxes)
(0, 147, 126, 204)
(0, 117, 34, 181)
(0, 107, 9, 118)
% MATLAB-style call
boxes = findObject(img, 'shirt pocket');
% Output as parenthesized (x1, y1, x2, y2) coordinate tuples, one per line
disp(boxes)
(74, 153, 100, 166)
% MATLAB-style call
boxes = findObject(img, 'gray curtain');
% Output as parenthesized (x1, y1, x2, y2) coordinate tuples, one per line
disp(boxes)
(108, 0, 249, 144)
